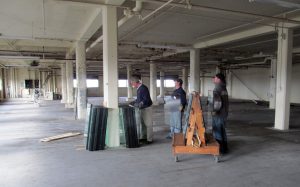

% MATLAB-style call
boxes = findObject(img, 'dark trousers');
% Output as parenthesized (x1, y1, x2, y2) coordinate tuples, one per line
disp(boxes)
(212, 116, 228, 154)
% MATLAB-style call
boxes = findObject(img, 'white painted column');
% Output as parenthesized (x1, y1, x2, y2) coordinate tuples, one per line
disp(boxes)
(9, 68, 15, 98)
(200, 72, 205, 96)
(14, 68, 18, 98)
(52, 70, 56, 93)
(41, 71, 46, 95)
(38, 71, 41, 90)
(4, 69, 8, 99)
(227, 70, 232, 97)
(182, 67, 188, 92)
(189, 49, 200, 92)
(126, 64, 133, 101)
(98, 75, 103, 97)
(274, 27, 293, 130)
(269, 58, 277, 109)
(75, 41, 87, 119)
(65, 54, 74, 108)
(48, 71, 52, 93)
(0, 68, 3, 100)
(103, 5, 118, 108)
(61, 63, 67, 103)
(159, 71, 165, 98)
(150, 63, 157, 104)
(216, 66, 221, 74)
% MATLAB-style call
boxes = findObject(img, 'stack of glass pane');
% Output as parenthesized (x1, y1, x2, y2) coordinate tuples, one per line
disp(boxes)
(85, 105, 108, 151)
(119, 106, 139, 148)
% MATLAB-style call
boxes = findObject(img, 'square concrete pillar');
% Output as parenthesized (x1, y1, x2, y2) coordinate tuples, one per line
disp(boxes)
(274, 27, 293, 130)
(189, 49, 200, 92)
(102, 5, 118, 109)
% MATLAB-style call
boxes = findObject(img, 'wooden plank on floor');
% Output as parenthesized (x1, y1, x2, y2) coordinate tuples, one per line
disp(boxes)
(40, 132, 81, 142)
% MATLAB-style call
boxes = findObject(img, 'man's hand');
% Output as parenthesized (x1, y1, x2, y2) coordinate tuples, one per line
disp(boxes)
(178, 105, 183, 111)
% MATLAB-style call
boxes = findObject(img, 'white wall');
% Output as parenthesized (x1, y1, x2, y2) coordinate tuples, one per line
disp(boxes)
(3, 67, 61, 98)
(231, 68, 269, 101)
(201, 64, 300, 104)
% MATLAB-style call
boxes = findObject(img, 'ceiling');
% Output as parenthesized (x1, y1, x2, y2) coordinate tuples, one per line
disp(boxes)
(0, 0, 300, 77)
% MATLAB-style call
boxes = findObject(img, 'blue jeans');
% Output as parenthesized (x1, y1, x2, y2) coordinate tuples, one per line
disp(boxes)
(212, 116, 227, 142)
(169, 111, 182, 135)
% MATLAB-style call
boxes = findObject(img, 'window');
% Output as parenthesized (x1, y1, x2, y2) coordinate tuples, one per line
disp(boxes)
(156, 79, 175, 88)
(73, 79, 99, 88)
(118, 80, 128, 87)
(157, 80, 161, 87)
(165, 80, 175, 87)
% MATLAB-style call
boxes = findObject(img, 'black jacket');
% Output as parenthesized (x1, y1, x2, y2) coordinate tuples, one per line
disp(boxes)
(172, 87, 187, 110)
(135, 84, 152, 109)
(213, 83, 229, 118)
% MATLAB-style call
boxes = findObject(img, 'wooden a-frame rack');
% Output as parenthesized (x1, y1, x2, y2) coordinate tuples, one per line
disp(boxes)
(172, 92, 220, 162)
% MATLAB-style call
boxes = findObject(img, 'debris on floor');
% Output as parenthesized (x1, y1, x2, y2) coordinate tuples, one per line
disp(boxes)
(40, 132, 81, 142)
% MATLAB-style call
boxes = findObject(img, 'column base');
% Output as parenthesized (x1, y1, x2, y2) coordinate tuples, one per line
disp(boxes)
(65, 103, 75, 108)
(126, 98, 135, 102)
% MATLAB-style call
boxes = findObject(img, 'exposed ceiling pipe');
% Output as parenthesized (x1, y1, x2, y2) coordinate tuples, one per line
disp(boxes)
(229, 57, 273, 67)
(133, 0, 300, 24)
(249, 0, 300, 9)
(141, 0, 175, 21)
(54, 0, 129, 9)
(86, 1, 143, 52)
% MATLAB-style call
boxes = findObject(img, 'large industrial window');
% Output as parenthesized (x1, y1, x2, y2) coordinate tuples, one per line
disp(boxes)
(118, 80, 128, 87)
(157, 79, 175, 88)
(73, 79, 98, 88)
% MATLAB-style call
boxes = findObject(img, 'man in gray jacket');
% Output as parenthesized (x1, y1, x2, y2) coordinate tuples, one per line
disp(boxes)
(212, 73, 229, 154)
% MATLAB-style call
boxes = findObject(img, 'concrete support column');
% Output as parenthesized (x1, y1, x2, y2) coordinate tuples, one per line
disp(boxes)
(61, 63, 67, 103)
(150, 63, 157, 104)
(65, 54, 74, 108)
(41, 71, 46, 94)
(38, 71, 41, 89)
(103, 6, 118, 108)
(75, 41, 87, 119)
(216, 66, 221, 74)
(9, 68, 15, 98)
(269, 58, 277, 109)
(182, 67, 188, 92)
(98, 75, 103, 97)
(126, 64, 133, 101)
(189, 49, 200, 92)
(200, 72, 205, 96)
(52, 70, 56, 93)
(4, 69, 8, 98)
(274, 27, 293, 130)
(0, 68, 3, 100)
(159, 71, 165, 98)
(227, 70, 232, 97)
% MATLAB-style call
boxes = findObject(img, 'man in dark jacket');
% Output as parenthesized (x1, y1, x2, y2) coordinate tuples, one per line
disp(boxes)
(166, 79, 187, 139)
(212, 73, 229, 154)
(130, 75, 153, 144)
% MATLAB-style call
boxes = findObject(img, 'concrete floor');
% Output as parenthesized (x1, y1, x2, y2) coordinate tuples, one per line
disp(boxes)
(1, 98, 300, 187)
